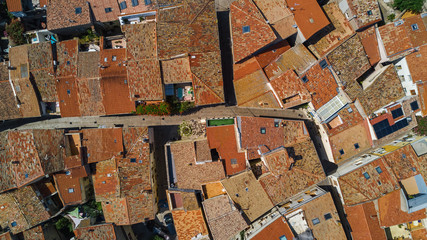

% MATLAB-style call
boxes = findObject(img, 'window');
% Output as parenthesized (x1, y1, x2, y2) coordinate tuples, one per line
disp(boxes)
(112, 56, 117, 61)
(412, 167, 417, 172)
(124, 79, 128, 84)
(279, 236, 288, 240)
(131, 158, 137, 163)
(25, 173, 29, 178)
(242, 26, 250, 33)
(145, 0, 152, 4)
(132, 0, 139, 6)
(260, 127, 266, 134)
(367, 10, 372, 15)
(347, 107, 353, 113)
(411, 24, 419, 31)
(324, 213, 332, 220)
(65, 171, 71, 175)
(104, 57, 108, 62)
(67, 89, 71, 94)
(11, 221, 17, 227)
(402, 153, 407, 159)
(411, 101, 419, 111)
(354, 143, 359, 149)
(377, 180, 382, 186)
(312, 218, 320, 225)
(363, 172, 370, 180)
(274, 121, 280, 127)
(139, 160, 143, 163)
(339, 149, 344, 155)
(319, 59, 328, 69)
(105, 7, 112, 13)
(66, 61, 70, 65)
(301, 76, 308, 83)
(75, 7, 82, 14)
(396, 65, 402, 70)
(231, 158, 237, 165)
(375, 166, 383, 174)
(68, 188, 74, 193)
(119, 1, 127, 9)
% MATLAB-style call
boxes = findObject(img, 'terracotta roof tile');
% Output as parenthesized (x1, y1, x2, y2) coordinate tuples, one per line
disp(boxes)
(265, 44, 316, 79)
(123, 22, 157, 61)
(53, 166, 88, 205)
(172, 209, 209, 240)
(93, 158, 120, 202)
(347, 0, 381, 29)
(378, 21, 413, 59)
(0, 80, 21, 120)
(207, 125, 247, 176)
(74, 224, 117, 240)
(87, 0, 120, 23)
(56, 39, 79, 77)
(269, 70, 311, 109)
(28, 43, 56, 102)
(307, 3, 354, 58)
(126, 59, 163, 101)
(23, 225, 61, 240)
(358, 65, 405, 115)
(47, 0, 92, 30)
(378, 189, 426, 227)
(170, 140, 225, 189)
(202, 194, 248, 240)
(338, 158, 399, 206)
(76, 77, 106, 116)
(230, 0, 276, 62)
(77, 51, 100, 79)
(119, 0, 156, 15)
(254, 40, 291, 68)
(403, 15, 427, 48)
(82, 128, 123, 163)
(57, 76, 81, 117)
(6, 0, 22, 12)
(407, 45, 427, 83)
(0, 232, 12, 240)
(161, 57, 193, 84)
(251, 216, 294, 240)
(357, 26, 380, 66)
(0, 132, 16, 193)
(383, 144, 422, 181)
(344, 202, 387, 240)
(221, 171, 273, 222)
(417, 81, 427, 116)
(286, 0, 330, 40)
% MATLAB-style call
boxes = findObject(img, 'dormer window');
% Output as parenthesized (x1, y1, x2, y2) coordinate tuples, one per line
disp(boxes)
(132, 0, 139, 7)
(105, 7, 112, 13)
(301, 76, 308, 83)
(242, 26, 250, 33)
(363, 172, 370, 180)
(260, 127, 266, 134)
(75, 7, 82, 14)
(411, 24, 419, 31)
(119, 1, 127, 9)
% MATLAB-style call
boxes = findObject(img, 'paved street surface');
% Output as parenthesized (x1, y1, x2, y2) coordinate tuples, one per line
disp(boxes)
(8, 105, 307, 130)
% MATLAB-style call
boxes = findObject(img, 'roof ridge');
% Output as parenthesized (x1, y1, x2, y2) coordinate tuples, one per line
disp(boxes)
(338, 177, 371, 204)
(189, 0, 213, 25)
(230, 1, 270, 26)
(191, 72, 223, 101)
(292, 167, 324, 179)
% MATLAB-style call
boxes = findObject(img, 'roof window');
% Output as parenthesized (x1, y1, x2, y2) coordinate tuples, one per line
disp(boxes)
(312, 218, 320, 225)
(132, 0, 139, 7)
(324, 213, 332, 220)
(377, 180, 382, 186)
(68, 188, 74, 193)
(242, 26, 250, 33)
(279, 235, 288, 240)
(367, 10, 372, 15)
(66, 61, 70, 65)
(363, 172, 370, 180)
(144, 0, 152, 4)
(354, 143, 359, 149)
(339, 149, 344, 155)
(112, 56, 117, 61)
(11, 221, 17, 227)
(105, 7, 112, 13)
(119, 1, 127, 9)
(25, 173, 29, 178)
(376, 166, 383, 174)
(260, 127, 266, 134)
(231, 158, 237, 165)
(402, 153, 407, 159)
(75, 7, 82, 14)
(319, 59, 328, 69)
(131, 158, 137, 163)
(301, 76, 308, 83)
(411, 24, 419, 31)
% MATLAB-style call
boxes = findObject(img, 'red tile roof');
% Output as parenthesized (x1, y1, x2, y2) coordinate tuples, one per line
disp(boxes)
(254, 40, 291, 68)
(230, 0, 276, 62)
(345, 202, 387, 240)
(358, 26, 380, 66)
(57, 77, 81, 117)
(6, 0, 22, 12)
(379, 21, 413, 59)
(74, 224, 117, 240)
(126, 60, 164, 101)
(81, 128, 123, 163)
(161, 56, 193, 84)
(347, 0, 382, 29)
(77, 77, 106, 116)
(269, 70, 311, 109)
(207, 125, 247, 176)
(47, 0, 92, 30)
(286, 0, 330, 40)
(251, 216, 294, 240)
(407, 45, 427, 84)
(378, 189, 426, 227)
(172, 209, 209, 240)
(382, 144, 422, 181)
(119, 0, 156, 15)
(403, 15, 427, 48)
(0, 232, 12, 240)
(417, 81, 427, 116)
(53, 166, 88, 206)
(92, 158, 119, 202)
(87, 0, 120, 22)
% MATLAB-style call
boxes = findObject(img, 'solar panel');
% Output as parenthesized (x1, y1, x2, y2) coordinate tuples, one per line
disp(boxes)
(391, 108, 403, 119)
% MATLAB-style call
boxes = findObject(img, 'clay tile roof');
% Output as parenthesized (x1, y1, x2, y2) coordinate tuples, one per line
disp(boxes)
(250, 216, 294, 240)
(254, 40, 291, 68)
(77, 51, 100, 79)
(54, 166, 88, 205)
(169, 140, 225, 189)
(190, 51, 225, 106)
(28, 42, 56, 102)
(259, 141, 325, 205)
(0, 68, 21, 120)
(403, 15, 427, 48)
(161, 56, 193, 84)
(202, 194, 248, 240)
(0, 232, 12, 240)
(119, 0, 156, 15)
(57, 77, 81, 117)
(0, 132, 16, 193)
(382, 144, 422, 181)
(206, 125, 247, 176)
(230, 0, 276, 62)
(77, 77, 106, 116)
(307, 3, 354, 58)
(87, 0, 120, 23)
(417, 81, 427, 116)
(126, 59, 163, 101)
(0, 186, 51, 234)
(378, 21, 413, 59)
(357, 65, 405, 116)
(407, 44, 427, 83)
(344, 202, 387, 240)
(357, 26, 380, 66)
(6, 0, 22, 12)
(302, 60, 338, 109)
(338, 158, 399, 206)
(221, 171, 273, 222)
(253, 0, 297, 39)
(74, 224, 117, 240)
(82, 128, 123, 163)
(378, 189, 426, 227)
(23, 225, 53, 240)
(93, 158, 120, 202)
(286, 0, 330, 40)
(47, 0, 92, 31)
(347, 0, 381, 29)
(234, 58, 280, 109)
(123, 23, 157, 61)
(56, 39, 79, 77)
(264, 44, 316, 79)
(269, 70, 311, 109)
(172, 208, 209, 240)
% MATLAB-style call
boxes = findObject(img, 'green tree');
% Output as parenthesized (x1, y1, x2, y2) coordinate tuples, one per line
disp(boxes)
(393, 0, 425, 13)
(6, 20, 26, 46)
(414, 116, 427, 136)
(387, 13, 396, 22)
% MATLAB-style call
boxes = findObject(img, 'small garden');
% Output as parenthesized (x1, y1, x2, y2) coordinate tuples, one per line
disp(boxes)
(134, 97, 195, 116)
(414, 116, 427, 136)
